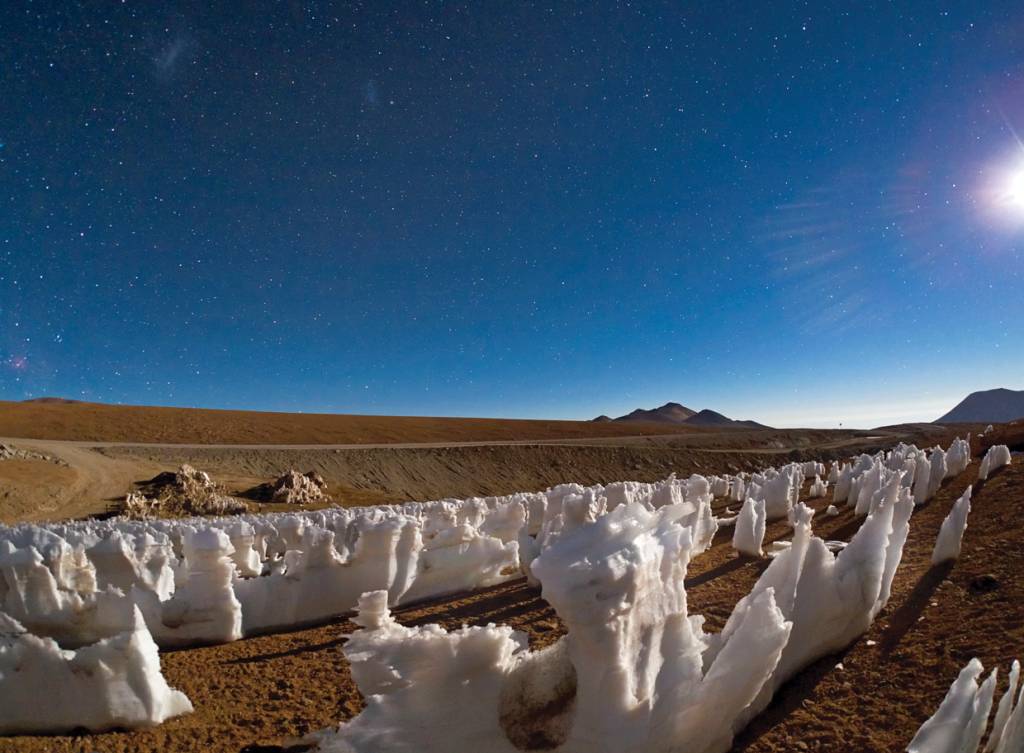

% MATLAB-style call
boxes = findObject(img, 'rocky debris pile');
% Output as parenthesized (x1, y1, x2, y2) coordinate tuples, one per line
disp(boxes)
(269, 469, 331, 505)
(123, 464, 248, 519)
(0, 443, 68, 466)
(123, 490, 159, 518)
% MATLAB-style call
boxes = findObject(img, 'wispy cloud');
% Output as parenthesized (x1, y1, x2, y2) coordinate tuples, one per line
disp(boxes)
(759, 172, 895, 335)
(153, 34, 197, 79)
(756, 395, 961, 429)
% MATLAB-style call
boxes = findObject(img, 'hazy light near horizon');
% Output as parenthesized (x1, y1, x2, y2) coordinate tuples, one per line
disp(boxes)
(753, 396, 962, 429)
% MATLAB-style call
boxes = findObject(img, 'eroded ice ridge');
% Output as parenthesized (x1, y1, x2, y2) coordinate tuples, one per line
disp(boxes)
(0, 606, 192, 734)
(0, 438, 970, 652)
(0, 437, 973, 737)
(931, 486, 972, 565)
(308, 472, 913, 753)
(732, 495, 766, 557)
(0, 473, 719, 648)
(908, 658, 1024, 753)
(978, 444, 1012, 482)
(829, 439, 972, 511)
(726, 440, 968, 560)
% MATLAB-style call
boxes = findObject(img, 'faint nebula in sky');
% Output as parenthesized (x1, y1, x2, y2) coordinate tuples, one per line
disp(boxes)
(153, 34, 196, 78)
(364, 80, 379, 108)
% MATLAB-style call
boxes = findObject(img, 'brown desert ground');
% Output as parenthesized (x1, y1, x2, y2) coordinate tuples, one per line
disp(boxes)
(0, 399, 703, 445)
(0, 401, 1011, 752)
(0, 400, 959, 524)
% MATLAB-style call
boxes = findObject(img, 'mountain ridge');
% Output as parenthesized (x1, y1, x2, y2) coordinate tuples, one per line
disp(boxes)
(593, 402, 770, 429)
(936, 388, 1024, 424)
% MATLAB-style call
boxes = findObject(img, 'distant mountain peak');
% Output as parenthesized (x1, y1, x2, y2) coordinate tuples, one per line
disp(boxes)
(592, 402, 770, 429)
(685, 408, 733, 425)
(936, 387, 1024, 424)
(613, 403, 696, 424)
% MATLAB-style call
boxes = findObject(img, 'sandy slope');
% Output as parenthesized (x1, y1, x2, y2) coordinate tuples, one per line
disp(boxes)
(0, 401, 699, 445)
(0, 444, 165, 523)
(0, 400, 958, 523)
(0, 426, 951, 524)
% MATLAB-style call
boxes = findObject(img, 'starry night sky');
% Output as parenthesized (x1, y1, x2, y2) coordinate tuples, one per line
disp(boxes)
(2, 1, 1023, 427)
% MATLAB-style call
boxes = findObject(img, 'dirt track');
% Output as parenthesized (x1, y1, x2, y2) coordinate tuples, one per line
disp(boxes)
(0, 425, 951, 524)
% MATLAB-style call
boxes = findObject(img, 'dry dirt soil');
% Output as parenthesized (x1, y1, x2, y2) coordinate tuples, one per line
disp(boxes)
(1, 432, 949, 524)
(0, 402, 961, 523)
(0, 400, 700, 445)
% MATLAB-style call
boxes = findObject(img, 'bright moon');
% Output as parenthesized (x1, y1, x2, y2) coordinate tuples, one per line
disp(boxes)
(980, 153, 1024, 226)
(1003, 166, 1024, 211)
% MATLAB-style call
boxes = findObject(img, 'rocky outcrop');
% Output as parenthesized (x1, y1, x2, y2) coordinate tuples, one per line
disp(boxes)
(123, 465, 248, 518)
(0, 443, 67, 466)
(269, 469, 331, 505)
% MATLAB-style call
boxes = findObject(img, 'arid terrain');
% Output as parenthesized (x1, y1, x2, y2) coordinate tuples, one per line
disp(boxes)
(0, 400, 707, 446)
(0, 401, 958, 524)
(0, 401, 1011, 752)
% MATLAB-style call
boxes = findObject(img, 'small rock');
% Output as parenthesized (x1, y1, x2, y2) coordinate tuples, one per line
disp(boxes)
(968, 573, 1000, 594)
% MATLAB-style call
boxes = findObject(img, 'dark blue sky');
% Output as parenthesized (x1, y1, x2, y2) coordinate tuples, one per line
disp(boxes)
(2, 1, 1022, 426)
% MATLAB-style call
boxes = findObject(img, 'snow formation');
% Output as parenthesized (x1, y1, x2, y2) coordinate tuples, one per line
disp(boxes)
(0, 435, 981, 738)
(978, 445, 1012, 481)
(732, 495, 766, 557)
(309, 474, 912, 753)
(908, 658, 1024, 753)
(0, 606, 192, 734)
(1, 437, 972, 652)
(931, 486, 972, 565)
(0, 473, 722, 647)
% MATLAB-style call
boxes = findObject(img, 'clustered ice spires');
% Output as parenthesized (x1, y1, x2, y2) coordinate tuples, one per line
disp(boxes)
(311, 437, 987, 752)
(309, 460, 915, 752)
(0, 435, 985, 737)
(731, 440, 972, 560)
(908, 658, 1024, 753)
(0, 607, 192, 734)
(930, 442, 1012, 566)
(0, 474, 724, 652)
(0, 473, 716, 733)
(831, 437, 971, 511)
(978, 444, 1012, 482)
